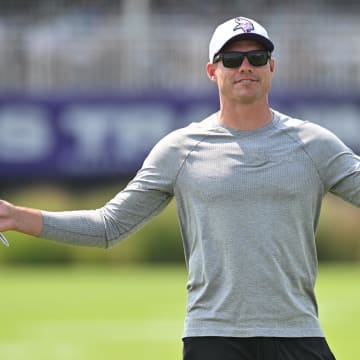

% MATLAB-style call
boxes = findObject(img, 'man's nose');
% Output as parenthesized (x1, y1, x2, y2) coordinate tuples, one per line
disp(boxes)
(238, 56, 253, 72)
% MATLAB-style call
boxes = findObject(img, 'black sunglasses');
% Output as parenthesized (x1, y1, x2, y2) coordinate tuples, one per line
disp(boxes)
(213, 50, 271, 68)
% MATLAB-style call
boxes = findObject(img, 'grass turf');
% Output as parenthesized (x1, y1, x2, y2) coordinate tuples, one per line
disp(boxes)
(0, 264, 358, 359)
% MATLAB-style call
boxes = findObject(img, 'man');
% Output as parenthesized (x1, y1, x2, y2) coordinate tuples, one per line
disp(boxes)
(0, 16, 359, 359)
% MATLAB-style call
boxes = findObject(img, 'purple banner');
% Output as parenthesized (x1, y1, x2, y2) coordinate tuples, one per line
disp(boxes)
(0, 90, 359, 181)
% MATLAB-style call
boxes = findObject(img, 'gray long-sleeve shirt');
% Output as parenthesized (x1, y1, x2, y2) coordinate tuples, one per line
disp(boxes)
(40, 110, 360, 338)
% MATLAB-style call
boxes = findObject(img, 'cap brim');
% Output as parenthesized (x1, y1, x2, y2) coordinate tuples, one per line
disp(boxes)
(220, 33, 274, 54)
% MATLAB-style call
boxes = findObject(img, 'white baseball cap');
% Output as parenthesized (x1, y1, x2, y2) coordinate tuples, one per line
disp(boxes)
(209, 17, 274, 63)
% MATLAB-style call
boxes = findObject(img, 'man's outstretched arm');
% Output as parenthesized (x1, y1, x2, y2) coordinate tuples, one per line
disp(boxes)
(0, 199, 43, 237)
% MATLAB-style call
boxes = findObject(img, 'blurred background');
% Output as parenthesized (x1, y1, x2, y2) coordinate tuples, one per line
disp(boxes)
(0, 2, 359, 360)
(0, 0, 359, 264)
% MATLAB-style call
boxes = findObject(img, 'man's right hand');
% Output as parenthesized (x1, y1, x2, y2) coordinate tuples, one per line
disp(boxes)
(0, 200, 43, 237)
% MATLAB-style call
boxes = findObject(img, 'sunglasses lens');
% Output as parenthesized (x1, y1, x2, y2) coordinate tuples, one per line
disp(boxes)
(222, 53, 245, 68)
(218, 51, 270, 68)
(247, 51, 269, 66)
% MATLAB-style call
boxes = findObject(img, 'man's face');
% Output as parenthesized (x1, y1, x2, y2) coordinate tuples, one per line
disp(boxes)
(207, 40, 275, 105)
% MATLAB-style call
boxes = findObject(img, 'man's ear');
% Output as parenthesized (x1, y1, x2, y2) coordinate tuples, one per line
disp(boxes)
(270, 57, 275, 74)
(206, 62, 217, 82)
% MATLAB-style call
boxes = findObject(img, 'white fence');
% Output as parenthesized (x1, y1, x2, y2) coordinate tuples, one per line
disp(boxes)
(0, 11, 360, 92)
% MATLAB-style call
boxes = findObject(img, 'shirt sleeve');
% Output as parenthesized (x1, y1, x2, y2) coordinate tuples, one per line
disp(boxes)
(302, 121, 360, 206)
(40, 129, 184, 248)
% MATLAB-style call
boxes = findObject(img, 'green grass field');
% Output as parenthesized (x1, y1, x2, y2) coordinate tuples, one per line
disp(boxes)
(0, 264, 358, 360)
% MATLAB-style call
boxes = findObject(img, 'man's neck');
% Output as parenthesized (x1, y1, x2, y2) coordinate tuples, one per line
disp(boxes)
(218, 100, 273, 131)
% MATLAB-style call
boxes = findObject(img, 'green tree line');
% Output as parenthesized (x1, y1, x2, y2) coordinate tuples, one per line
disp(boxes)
(0, 183, 359, 265)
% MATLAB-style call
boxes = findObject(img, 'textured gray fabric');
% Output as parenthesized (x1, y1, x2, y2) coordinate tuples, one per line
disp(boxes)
(40, 110, 360, 338)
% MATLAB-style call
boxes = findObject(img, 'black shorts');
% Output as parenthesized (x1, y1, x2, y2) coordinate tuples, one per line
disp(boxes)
(182, 336, 336, 360)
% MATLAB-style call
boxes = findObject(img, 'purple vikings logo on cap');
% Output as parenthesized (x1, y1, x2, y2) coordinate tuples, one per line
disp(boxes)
(233, 17, 254, 33)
